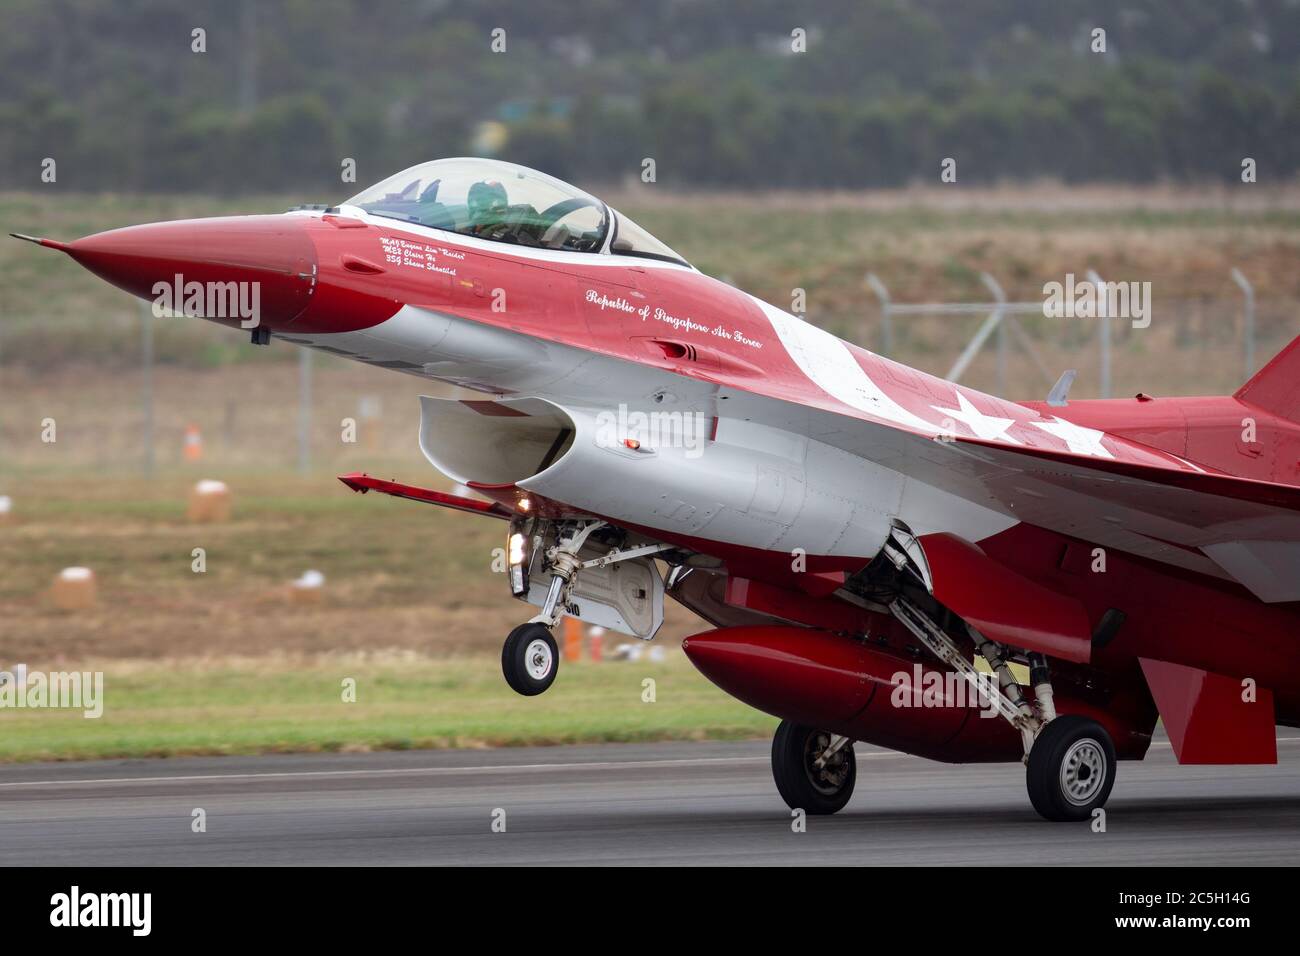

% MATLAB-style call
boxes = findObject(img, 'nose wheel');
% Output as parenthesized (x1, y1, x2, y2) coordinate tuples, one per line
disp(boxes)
(771, 720, 857, 815)
(1026, 715, 1116, 821)
(501, 622, 559, 696)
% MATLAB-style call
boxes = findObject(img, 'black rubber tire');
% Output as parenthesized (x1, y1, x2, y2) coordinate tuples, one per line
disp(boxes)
(501, 623, 559, 696)
(1026, 715, 1117, 821)
(771, 720, 856, 815)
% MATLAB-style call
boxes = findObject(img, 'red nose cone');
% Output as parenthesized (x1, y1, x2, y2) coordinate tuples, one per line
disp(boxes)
(65, 216, 317, 330)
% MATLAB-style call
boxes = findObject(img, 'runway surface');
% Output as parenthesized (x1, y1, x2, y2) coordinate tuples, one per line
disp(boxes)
(2, 731, 1298, 865)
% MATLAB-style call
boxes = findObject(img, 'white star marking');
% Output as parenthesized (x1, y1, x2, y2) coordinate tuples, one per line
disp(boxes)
(1030, 415, 1114, 458)
(930, 391, 1020, 443)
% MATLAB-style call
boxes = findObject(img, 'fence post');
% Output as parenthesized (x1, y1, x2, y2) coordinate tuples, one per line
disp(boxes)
(298, 346, 312, 475)
(1231, 268, 1255, 380)
(1086, 269, 1111, 399)
(141, 301, 154, 478)
(981, 272, 1008, 396)
(865, 273, 893, 357)
(0, 293, 5, 474)
(944, 275, 1006, 384)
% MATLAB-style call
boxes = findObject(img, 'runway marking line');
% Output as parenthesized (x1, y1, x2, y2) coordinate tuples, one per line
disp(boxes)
(0, 736, 1295, 790)
(0, 755, 772, 789)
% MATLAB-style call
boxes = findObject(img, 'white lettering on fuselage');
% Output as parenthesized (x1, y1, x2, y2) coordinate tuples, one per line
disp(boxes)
(583, 290, 763, 350)
(379, 236, 457, 276)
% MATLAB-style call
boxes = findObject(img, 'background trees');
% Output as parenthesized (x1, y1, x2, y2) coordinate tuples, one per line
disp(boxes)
(1, 0, 1296, 193)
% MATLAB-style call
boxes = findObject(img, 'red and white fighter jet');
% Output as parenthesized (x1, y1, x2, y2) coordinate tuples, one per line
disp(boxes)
(16, 158, 1300, 821)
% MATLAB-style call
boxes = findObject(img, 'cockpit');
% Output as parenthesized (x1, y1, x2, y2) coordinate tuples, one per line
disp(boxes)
(344, 158, 691, 268)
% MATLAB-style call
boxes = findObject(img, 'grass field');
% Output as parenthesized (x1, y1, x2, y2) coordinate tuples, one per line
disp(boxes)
(0, 653, 775, 763)
(0, 464, 755, 763)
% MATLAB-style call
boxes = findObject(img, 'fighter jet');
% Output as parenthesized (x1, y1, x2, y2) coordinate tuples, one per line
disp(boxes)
(15, 157, 1300, 821)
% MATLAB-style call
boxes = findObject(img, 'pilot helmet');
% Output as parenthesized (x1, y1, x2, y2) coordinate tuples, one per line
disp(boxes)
(467, 180, 508, 221)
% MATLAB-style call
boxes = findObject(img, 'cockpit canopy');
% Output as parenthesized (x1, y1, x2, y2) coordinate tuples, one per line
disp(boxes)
(344, 158, 689, 268)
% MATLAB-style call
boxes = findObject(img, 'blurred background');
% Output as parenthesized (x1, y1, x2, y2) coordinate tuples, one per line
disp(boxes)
(1, 0, 1297, 760)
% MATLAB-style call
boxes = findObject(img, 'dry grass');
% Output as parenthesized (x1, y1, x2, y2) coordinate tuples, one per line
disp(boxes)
(0, 467, 710, 663)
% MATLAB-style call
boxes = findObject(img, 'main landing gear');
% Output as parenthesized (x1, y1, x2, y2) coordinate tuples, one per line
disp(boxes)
(767, 597, 1118, 822)
(768, 713, 1116, 823)
(1025, 714, 1116, 821)
(771, 721, 857, 815)
(890, 596, 1118, 822)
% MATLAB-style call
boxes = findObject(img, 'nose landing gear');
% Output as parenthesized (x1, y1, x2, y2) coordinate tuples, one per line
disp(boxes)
(501, 622, 559, 696)
(499, 518, 672, 697)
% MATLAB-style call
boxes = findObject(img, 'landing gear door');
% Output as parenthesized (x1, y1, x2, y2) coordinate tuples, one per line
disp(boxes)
(521, 542, 665, 639)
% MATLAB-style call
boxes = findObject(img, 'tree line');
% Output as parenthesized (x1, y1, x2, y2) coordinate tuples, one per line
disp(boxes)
(2, 0, 1296, 193)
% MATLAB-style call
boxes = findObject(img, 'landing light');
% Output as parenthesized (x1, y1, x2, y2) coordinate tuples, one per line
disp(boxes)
(508, 532, 527, 566)
(508, 531, 529, 596)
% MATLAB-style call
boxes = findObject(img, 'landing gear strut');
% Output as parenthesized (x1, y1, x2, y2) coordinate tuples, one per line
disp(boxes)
(499, 521, 604, 698)
(771, 720, 857, 815)
(500, 518, 672, 697)
(889, 596, 1118, 822)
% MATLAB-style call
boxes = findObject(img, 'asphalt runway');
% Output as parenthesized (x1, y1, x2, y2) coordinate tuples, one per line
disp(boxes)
(1, 731, 1298, 866)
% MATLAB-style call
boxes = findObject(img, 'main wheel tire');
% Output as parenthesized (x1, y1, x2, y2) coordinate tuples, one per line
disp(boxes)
(1026, 715, 1117, 821)
(501, 623, 559, 696)
(771, 720, 856, 815)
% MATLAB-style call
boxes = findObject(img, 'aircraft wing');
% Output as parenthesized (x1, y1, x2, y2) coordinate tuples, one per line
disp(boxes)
(724, 387, 1300, 602)
(934, 434, 1300, 602)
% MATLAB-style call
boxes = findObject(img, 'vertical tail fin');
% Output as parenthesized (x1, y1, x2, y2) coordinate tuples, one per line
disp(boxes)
(1235, 334, 1300, 422)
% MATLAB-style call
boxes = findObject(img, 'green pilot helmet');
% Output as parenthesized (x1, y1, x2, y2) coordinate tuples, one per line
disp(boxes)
(467, 180, 509, 229)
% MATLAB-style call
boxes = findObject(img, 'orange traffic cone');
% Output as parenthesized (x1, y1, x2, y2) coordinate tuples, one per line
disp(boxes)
(563, 617, 582, 662)
(183, 424, 203, 461)
(588, 625, 605, 663)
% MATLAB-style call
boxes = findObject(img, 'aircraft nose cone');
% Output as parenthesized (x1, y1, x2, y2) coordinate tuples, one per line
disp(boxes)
(66, 216, 317, 329)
